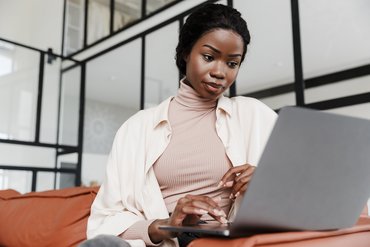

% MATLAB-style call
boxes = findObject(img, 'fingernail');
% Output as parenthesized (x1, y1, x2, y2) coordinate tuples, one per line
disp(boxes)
(235, 192, 240, 198)
(229, 193, 234, 199)
(213, 209, 221, 216)
(214, 209, 226, 217)
(221, 210, 227, 217)
(217, 181, 223, 188)
(214, 196, 222, 202)
(220, 217, 228, 224)
(199, 209, 208, 214)
(224, 181, 234, 187)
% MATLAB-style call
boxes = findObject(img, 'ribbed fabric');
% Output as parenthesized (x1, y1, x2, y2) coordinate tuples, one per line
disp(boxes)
(154, 81, 232, 217)
(121, 81, 233, 245)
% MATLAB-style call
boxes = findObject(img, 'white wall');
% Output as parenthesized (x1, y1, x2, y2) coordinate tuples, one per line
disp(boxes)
(0, 0, 64, 53)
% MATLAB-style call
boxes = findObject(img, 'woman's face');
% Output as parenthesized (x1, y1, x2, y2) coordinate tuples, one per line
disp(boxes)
(184, 28, 244, 100)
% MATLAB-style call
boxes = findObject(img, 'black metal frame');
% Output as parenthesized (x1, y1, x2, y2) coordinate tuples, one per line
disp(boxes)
(0, 37, 83, 191)
(243, 0, 370, 111)
(64, 0, 369, 110)
(63, 0, 181, 57)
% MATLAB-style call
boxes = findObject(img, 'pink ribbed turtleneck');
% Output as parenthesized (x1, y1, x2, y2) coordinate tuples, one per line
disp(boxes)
(153, 81, 233, 217)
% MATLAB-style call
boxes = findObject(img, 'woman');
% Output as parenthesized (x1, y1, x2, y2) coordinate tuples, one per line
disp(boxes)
(87, 3, 277, 247)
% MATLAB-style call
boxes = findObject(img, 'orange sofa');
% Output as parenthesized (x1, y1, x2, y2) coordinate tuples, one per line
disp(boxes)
(0, 186, 99, 247)
(0, 186, 369, 247)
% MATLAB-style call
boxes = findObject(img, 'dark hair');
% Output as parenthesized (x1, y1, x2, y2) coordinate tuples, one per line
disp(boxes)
(175, 3, 251, 76)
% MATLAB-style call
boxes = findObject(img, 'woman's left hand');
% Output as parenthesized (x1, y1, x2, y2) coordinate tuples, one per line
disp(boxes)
(218, 164, 256, 200)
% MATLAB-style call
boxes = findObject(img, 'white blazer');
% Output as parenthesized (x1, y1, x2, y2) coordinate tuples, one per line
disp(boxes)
(87, 95, 277, 247)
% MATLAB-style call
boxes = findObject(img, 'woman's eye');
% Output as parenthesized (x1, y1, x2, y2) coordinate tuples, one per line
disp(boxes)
(227, 61, 239, 68)
(203, 54, 213, 62)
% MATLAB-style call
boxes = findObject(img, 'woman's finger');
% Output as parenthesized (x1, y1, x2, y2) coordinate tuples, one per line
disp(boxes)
(230, 176, 252, 199)
(172, 195, 227, 223)
(218, 164, 253, 187)
(234, 166, 255, 183)
(185, 194, 220, 209)
(188, 199, 226, 217)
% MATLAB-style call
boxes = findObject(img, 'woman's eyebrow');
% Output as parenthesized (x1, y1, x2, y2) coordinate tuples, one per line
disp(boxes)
(203, 44, 242, 58)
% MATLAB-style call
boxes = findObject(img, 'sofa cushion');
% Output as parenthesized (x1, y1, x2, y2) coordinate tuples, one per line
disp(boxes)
(0, 186, 99, 247)
(0, 189, 21, 199)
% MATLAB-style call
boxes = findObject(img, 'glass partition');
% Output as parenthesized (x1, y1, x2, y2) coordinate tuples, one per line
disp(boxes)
(56, 152, 78, 187)
(114, 0, 142, 31)
(40, 56, 61, 144)
(0, 170, 32, 193)
(83, 38, 142, 186)
(0, 43, 39, 141)
(305, 75, 370, 104)
(36, 172, 56, 191)
(59, 67, 81, 146)
(87, 0, 111, 44)
(300, 0, 370, 78)
(146, 0, 177, 15)
(325, 103, 370, 120)
(259, 92, 296, 111)
(65, 0, 85, 55)
(145, 21, 179, 108)
(233, 0, 294, 97)
(85, 38, 141, 155)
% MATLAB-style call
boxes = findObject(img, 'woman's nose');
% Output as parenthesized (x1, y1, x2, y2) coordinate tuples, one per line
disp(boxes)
(210, 61, 225, 79)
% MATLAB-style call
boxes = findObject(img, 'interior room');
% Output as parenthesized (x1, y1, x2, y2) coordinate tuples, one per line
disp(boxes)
(0, 0, 369, 246)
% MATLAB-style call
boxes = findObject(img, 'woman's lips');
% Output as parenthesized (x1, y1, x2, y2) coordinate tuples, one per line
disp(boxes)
(203, 82, 225, 93)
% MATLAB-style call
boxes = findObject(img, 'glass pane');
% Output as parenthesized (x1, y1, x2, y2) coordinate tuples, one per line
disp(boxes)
(114, 0, 141, 31)
(85, 39, 141, 155)
(259, 92, 296, 111)
(40, 57, 61, 144)
(145, 21, 179, 108)
(87, 0, 110, 44)
(233, 0, 294, 95)
(325, 103, 370, 120)
(300, 0, 370, 77)
(81, 153, 107, 186)
(0, 144, 55, 168)
(58, 162, 76, 189)
(65, 0, 84, 55)
(56, 153, 77, 188)
(0, 169, 32, 194)
(59, 67, 81, 146)
(305, 75, 370, 104)
(36, 172, 55, 192)
(146, 0, 177, 15)
(0, 43, 39, 141)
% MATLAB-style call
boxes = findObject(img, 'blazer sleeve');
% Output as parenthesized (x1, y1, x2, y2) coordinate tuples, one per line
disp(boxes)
(86, 121, 145, 239)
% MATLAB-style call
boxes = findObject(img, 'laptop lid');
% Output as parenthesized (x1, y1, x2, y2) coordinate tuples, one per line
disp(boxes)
(232, 106, 370, 233)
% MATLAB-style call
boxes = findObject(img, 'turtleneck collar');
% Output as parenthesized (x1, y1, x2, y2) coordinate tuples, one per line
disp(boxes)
(174, 78, 217, 110)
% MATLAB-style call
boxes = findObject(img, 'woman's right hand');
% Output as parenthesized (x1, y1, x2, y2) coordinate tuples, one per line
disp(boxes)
(148, 194, 227, 243)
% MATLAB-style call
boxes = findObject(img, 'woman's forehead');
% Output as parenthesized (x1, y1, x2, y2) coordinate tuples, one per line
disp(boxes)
(194, 29, 244, 54)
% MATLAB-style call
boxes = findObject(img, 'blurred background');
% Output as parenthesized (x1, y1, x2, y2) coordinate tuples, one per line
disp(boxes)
(0, 0, 369, 194)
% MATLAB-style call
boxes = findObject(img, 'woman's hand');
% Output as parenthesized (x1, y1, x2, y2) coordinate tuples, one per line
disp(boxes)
(170, 194, 228, 226)
(148, 194, 227, 243)
(218, 164, 256, 200)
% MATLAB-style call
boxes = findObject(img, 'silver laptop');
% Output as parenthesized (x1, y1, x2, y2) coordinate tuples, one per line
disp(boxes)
(160, 106, 370, 237)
